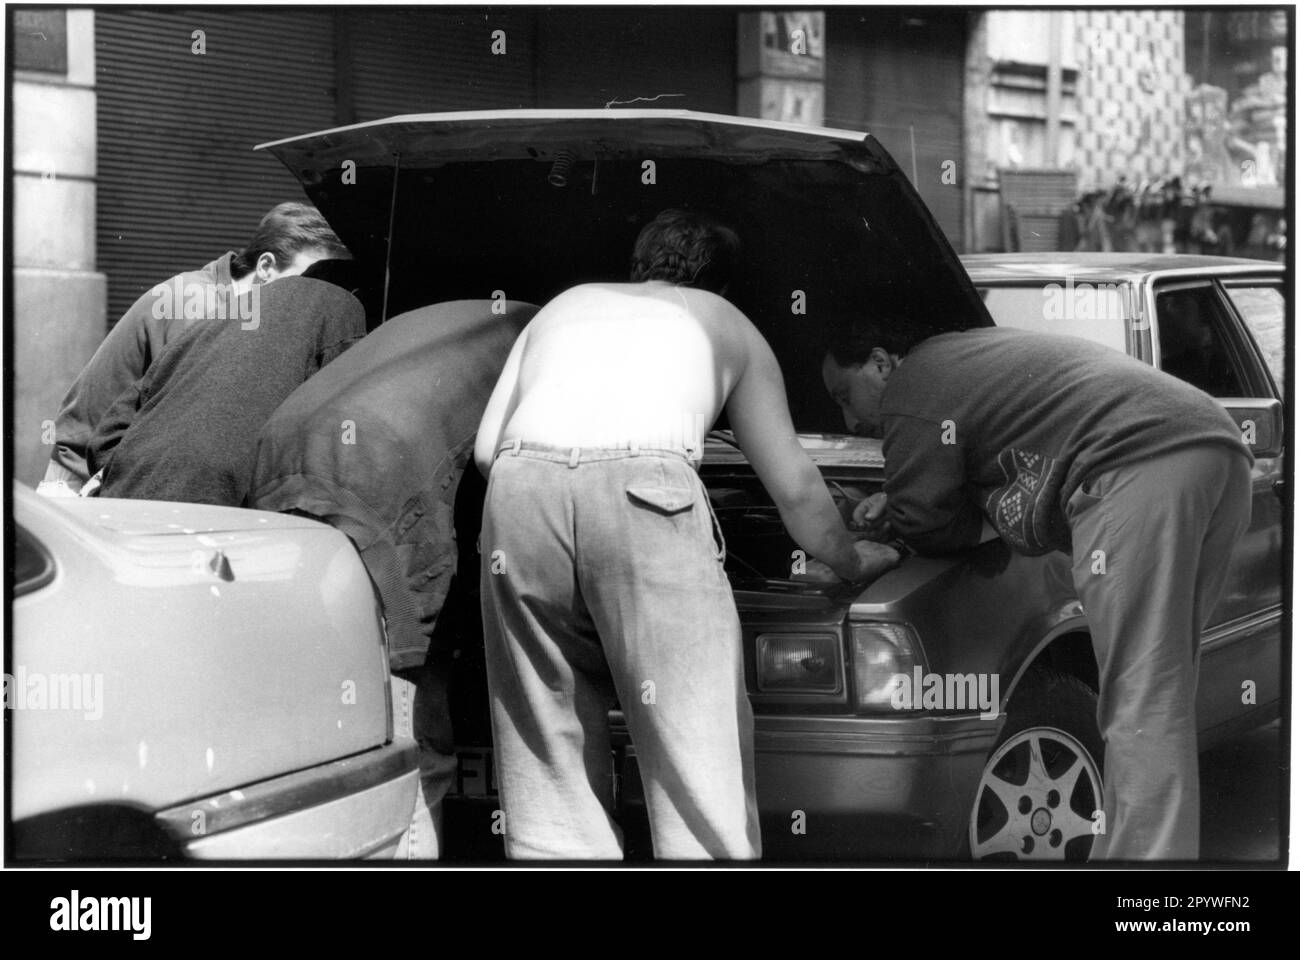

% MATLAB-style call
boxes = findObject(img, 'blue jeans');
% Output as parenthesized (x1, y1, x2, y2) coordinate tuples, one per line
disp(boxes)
(390, 659, 458, 860)
(480, 442, 761, 859)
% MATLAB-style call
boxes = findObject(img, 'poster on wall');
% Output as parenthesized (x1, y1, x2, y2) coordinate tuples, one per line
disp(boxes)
(738, 10, 825, 79)
(1185, 10, 1288, 190)
(737, 10, 826, 125)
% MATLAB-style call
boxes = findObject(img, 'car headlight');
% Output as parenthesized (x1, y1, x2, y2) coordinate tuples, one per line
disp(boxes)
(756, 632, 842, 695)
(851, 621, 921, 712)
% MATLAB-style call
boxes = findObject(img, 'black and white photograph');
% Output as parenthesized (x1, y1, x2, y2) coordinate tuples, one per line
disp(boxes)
(2, 0, 1292, 900)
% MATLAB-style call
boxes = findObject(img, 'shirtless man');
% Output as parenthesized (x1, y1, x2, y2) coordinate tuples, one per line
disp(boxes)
(474, 209, 899, 859)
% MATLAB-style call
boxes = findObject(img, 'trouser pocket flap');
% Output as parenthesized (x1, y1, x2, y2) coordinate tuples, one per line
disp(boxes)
(626, 484, 696, 515)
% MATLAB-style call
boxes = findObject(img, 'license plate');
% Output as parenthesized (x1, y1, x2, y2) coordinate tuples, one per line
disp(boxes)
(449, 747, 635, 805)
(451, 748, 497, 798)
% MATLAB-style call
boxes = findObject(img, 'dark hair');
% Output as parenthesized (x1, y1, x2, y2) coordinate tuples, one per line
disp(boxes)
(231, 202, 351, 278)
(300, 258, 364, 295)
(823, 318, 923, 368)
(630, 209, 740, 294)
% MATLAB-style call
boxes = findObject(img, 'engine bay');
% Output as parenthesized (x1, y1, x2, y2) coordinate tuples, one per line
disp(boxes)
(708, 476, 880, 586)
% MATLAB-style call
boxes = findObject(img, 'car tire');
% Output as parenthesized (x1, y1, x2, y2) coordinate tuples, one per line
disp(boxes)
(967, 665, 1105, 862)
(13, 805, 184, 860)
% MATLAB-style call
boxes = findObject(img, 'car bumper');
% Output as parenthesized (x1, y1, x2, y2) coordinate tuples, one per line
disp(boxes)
(154, 741, 418, 860)
(613, 711, 1002, 861)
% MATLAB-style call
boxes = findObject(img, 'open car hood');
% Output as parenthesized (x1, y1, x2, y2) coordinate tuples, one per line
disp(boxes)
(258, 109, 992, 431)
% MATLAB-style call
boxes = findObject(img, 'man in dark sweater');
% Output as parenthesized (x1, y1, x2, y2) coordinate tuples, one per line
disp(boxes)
(822, 323, 1253, 861)
(86, 274, 366, 506)
(44, 201, 349, 491)
(247, 299, 540, 859)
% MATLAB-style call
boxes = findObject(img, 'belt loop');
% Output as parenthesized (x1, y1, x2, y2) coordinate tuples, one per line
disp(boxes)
(569, 447, 581, 468)
(630, 441, 640, 456)
(511, 439, 521, 456)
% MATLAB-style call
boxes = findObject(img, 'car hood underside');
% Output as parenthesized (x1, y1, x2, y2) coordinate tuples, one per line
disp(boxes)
(260, 110, 992, 432)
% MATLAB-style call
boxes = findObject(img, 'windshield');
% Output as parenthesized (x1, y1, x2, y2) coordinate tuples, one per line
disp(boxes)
(978, 283, 1129, 354)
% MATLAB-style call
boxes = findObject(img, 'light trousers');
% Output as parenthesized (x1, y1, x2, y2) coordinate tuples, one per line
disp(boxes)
(1066, 444, 1253, 860)
(480, 444, 761, 860)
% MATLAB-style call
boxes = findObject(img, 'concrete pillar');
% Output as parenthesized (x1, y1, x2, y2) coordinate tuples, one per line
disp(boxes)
(1046, 15, 1063, 165)
(964, 12, 998, 252)
(11, 8, 107, 486)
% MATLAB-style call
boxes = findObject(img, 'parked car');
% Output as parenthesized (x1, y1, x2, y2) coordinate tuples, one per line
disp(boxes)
(955, 252, 1285, 858)
(9, 484, 418, 859)
(229, 111, 1287, 860)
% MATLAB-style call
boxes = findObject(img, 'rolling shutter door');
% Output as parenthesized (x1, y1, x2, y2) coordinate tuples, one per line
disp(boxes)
(342, 9, 537, 121)
(96, 9, 738, 326)
(96, 10, 337, 326)
(535, 10, 736, 112)
(824, 11, 966, 245)
(342, 10, 734, 118)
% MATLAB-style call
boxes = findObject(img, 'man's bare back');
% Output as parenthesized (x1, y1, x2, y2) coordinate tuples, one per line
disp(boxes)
(476, 277, 899, 585)
(488, 281, 748, 454)
(473, 210, 899, 863)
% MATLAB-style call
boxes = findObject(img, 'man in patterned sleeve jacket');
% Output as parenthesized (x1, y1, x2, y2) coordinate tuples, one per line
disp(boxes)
(821, 321, 1253, 862)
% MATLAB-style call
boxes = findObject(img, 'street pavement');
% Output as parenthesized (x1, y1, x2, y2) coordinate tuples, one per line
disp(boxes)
(1199, 718, 1284, 863)
(443, 718, 1287, 862)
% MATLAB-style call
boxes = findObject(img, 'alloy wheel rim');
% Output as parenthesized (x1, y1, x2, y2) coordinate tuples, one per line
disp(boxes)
(970, 726, 1103, 861)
